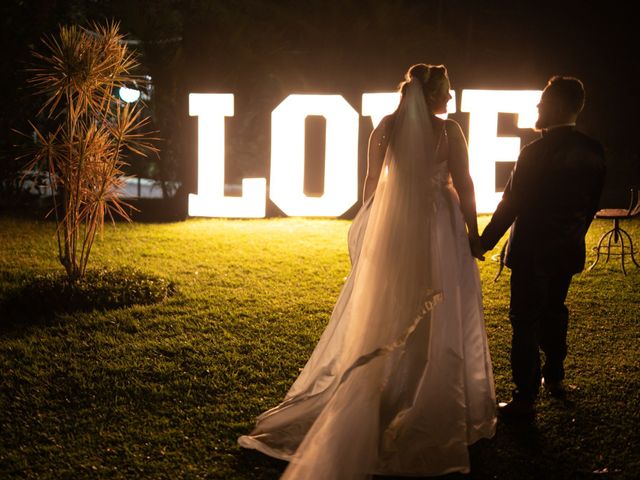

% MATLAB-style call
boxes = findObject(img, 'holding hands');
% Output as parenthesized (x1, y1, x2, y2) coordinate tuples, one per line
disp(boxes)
(468, 234, 487, 261)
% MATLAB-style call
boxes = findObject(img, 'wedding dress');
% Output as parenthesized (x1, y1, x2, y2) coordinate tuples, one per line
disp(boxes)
(238, 79, 496, 479)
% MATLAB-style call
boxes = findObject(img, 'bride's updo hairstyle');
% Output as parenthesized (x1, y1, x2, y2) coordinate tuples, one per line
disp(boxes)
(399, 63, 449, 112)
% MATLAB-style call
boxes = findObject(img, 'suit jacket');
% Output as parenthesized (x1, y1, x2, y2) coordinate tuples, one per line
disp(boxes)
(481, 126, 606, 275)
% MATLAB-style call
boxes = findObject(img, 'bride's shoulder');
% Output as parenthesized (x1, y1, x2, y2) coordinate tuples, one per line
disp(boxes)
(371, 114, 395, 142)
(379, 114, 395, 131)
(369, 114, 394, 148)
(442, 118, 466, 142)
(443, 118, 463, 133)
(432, 117, 460, 133)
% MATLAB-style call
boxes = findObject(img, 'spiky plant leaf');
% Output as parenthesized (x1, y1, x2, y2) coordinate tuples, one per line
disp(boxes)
(22, 21, 157, 282)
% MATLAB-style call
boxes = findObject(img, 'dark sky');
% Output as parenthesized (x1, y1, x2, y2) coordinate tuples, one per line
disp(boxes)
(1, 0, 637, 195)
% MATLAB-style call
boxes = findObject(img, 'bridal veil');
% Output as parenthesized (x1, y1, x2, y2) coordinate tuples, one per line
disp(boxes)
(239, 78, 496, 479)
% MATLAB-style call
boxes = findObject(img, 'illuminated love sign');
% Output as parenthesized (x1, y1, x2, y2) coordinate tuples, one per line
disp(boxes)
(188, 94, 267, 218)
(270, 95, 359, 217)
(461, 90, 541, 212)
(188, 90, 541, 217)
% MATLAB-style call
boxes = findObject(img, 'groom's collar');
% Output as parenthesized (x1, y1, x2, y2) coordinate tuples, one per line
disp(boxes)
(542, 123, 576, 137)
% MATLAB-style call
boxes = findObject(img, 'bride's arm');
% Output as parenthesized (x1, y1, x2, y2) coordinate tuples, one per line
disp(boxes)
(446, 119, 481, 244)
(363, 116, 391, 204)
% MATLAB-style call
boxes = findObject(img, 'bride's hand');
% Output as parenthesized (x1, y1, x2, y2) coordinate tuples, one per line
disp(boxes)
(468, 235, 486, 261)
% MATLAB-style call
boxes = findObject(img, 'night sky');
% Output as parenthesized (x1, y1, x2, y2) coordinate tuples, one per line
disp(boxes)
(1, 0, 637, 206)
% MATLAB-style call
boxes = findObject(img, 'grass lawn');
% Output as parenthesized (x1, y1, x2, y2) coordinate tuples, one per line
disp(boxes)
(0, 214, 639, 479)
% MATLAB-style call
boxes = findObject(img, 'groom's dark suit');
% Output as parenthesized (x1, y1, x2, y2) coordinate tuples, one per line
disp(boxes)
(481, 125, 606, 401)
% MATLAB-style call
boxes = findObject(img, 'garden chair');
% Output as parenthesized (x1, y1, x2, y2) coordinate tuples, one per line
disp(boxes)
(588, 188, 640, 275)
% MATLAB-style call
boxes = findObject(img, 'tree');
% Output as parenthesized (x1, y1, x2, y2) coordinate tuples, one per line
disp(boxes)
(24, 21, 156, 282)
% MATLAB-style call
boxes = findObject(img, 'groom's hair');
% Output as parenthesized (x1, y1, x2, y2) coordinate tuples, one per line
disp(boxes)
(545, 76, 585, 114)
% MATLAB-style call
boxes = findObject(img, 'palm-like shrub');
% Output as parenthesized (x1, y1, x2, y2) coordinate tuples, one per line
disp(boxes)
(24, 22, 155, 282)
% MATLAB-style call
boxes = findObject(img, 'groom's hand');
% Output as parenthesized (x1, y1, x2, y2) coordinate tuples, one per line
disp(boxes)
(469, 236, 486, 261)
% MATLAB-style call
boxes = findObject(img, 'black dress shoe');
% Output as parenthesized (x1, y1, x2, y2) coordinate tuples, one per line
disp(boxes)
(542, 378, 566, 398)
(498, 399, 536, 421)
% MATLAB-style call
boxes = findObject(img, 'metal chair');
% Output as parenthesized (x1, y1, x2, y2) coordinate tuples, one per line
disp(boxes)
(588, 188, 640, 275)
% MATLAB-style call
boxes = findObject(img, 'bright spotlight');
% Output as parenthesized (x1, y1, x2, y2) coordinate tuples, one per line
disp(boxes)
(119, 86, 141, 103)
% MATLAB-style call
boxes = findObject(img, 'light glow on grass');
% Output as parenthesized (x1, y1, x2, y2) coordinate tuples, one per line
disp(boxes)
(0, 216, 638, 479)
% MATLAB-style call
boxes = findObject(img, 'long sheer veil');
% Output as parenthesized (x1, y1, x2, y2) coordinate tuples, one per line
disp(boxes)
(239, 78, 449, 479)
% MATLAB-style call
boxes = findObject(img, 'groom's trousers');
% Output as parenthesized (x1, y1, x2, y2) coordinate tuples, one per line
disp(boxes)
(509, 269, 572, 402)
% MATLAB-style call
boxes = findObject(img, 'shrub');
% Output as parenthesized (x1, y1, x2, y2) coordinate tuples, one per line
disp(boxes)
(0, 268, 176, 324)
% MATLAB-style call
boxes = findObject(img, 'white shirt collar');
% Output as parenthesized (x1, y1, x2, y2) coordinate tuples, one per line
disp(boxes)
(543, 122, 576, 132)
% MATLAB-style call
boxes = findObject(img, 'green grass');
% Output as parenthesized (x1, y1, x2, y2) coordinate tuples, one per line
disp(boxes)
(0, 214, 639, 479)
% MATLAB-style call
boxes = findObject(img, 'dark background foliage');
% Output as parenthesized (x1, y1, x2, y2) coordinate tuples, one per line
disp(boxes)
(1, 0, 638, 211)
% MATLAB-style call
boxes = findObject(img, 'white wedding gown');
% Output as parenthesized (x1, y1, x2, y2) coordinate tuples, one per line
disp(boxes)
(239, 81, 496, 479)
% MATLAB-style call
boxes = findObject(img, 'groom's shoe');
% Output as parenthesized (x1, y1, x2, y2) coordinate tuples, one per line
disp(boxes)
(542, 378, 566, 398)
(498, 399, 535, 422)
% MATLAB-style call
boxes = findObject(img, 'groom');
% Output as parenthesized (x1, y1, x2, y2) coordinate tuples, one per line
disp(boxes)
(479, 76, 606, 419)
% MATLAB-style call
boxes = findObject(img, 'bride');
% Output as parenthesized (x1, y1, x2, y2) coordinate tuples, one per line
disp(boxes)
(239, 64, 496, 478)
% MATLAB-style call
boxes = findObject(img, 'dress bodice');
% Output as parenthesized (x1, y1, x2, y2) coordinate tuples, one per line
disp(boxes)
(431, 122, 454, 191)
